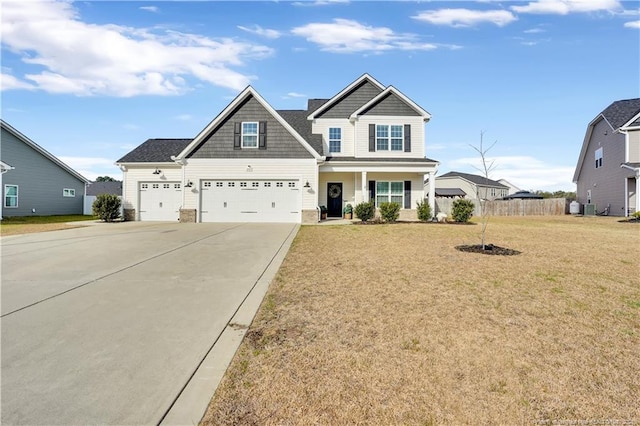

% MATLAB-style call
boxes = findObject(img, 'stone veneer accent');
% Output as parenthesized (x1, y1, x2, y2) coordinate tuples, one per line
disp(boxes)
(180, 209, 197, 223)
(123, 209, 135, 222)
(302, 209, 319, 224)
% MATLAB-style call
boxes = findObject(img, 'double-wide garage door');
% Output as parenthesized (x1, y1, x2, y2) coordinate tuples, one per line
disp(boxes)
(139, 182, 181, 221)
(201, 179, 301, 223)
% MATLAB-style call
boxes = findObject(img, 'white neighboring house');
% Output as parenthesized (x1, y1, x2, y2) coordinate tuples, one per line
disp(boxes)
(498, 179, 521, 196)
(116, 74, 439, 223)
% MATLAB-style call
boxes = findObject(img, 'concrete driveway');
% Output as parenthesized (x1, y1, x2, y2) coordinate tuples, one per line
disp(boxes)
(1, 221, 298, 425)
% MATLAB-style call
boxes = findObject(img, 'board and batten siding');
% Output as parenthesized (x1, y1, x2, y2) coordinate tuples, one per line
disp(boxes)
(354, 116, 425, 159)
(360, 92, 422, 117)
(627, 129, 640, 163)
(182, 158, 318, 213)
(576, 118, 634, 216)
(315, 80, 383, 119)
(0, 127, 85, 216)
(311, 118, 354, 157)
(121, 166, 182, 215)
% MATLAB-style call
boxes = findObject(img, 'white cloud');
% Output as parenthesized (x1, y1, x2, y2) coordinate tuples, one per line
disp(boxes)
(287, 92, 306, 98)
(448, 155, 575, 191)
(1, 2, 273, 96)
(1, 73, 36, 91)
(523, 28, 546, 33)
(139, 6, 159, 13)
(237, 25, 282, 39)
(173, 114, 193, 121)
(293, 0, 349, 6)
(58, 156, 121, 181)
(291, 19, 438, 53)
(511, 0, 622, 15)
(624, 20, 640, 28)
(412, 9, 517, 27)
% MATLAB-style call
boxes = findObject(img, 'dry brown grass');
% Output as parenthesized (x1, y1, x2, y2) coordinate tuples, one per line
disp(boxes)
(0, 222, 84, 236)
(202, 216, 640, 425)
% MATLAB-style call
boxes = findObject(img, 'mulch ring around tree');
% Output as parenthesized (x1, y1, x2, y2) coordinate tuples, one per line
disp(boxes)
(455, 244, 522, 256)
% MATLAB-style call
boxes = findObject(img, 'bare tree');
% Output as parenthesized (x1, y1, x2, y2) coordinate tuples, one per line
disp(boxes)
(470, 131, 497, 250)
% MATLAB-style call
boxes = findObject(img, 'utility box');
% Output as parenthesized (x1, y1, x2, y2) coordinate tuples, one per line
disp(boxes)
(584, 204, 596, 216)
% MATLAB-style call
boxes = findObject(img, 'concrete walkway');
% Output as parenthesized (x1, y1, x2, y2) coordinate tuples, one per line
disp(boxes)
(1, 221, 298, 425)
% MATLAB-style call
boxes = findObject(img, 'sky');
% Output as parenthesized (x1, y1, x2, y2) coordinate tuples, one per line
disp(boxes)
(1, 0, 639, 191)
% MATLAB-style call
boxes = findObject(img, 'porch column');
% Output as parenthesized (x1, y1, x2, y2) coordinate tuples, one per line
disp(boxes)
(362, 171, 368, 202)
(636, 173, 640, 214)
(428, 171, 435, 218)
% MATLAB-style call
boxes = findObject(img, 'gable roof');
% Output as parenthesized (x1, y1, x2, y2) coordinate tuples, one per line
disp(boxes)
(438, 171, 508, 188)
(117, 139, 192, 163)
(0, 119, 90, 184)
(350, 86, 431, 122)
(307, 73, 385, 120)
(621, 111, 640, 129)
(277, 110, 324, 156)
(87, 181, 122, 196)
(573, 98, 640, 182)
(175, 86, 322, 160)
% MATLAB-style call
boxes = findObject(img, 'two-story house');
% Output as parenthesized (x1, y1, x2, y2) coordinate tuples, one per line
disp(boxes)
(116, 74, 439, 223)
(573, 98, 640, 216)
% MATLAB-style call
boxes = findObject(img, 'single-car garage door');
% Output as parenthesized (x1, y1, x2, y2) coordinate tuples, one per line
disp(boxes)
(201, 179, 301, 223)
(139, 182, 182, 221)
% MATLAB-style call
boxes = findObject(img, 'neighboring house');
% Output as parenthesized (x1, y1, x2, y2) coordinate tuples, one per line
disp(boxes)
(501, 190, 543, 200)
(0, 120, 89, 218)
(425, 171, 509, 201)
(116, 74, 439, 223)
(84, 181, 123, 215)
(498, 178, 521, 195)
(573, 98, 640, 216)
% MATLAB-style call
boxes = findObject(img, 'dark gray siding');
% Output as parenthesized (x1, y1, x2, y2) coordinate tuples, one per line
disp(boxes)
(316, 80, 383, 119)
(576, 118, 633, 215)
(1, 127, 85, 216)
(189, 95, 314, 159)
(361, 92, 421, 116)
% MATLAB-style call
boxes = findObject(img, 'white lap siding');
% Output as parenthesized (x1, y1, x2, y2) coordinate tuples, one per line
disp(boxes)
(121, 165, 182, 220)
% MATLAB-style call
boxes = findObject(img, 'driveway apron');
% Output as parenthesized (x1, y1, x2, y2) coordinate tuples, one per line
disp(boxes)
(1, 222, 297, 425)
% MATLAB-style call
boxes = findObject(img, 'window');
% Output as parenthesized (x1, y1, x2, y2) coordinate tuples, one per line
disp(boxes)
(216, 182, 223, 187)
(329, 127, 341, 153)
(252, 182, 259, 187)
(174, 183, 181, 189)
(376, 125, 403, 151)
(242, 122, 258, 148)
(595, 147, 603, 168)
(240, 182, 247, 187)
(288, 182, 296, 188)
(152, 183, 159, 189)
(5, 185, 18, 208)
(204, 181, 212, 188)
(63, 188, 75, 197)
(163, 183, 170, 189)
(375, 181, 403, 207)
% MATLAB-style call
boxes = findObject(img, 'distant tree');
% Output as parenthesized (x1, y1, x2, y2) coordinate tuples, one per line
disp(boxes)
(532, 190, 576, 201)
(96, 176, 117, 182)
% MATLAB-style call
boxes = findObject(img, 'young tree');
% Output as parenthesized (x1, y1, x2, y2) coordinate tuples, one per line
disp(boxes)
(96, 176, 117, 182)
(470, 131, 497, 250)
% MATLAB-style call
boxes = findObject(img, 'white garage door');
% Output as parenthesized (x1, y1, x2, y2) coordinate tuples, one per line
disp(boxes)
(139, 182, 182, 221)
(201, 179, 301, 223)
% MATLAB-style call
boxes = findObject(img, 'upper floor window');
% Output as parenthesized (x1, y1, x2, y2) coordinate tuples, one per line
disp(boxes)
(63, 188, 75, 197)
(242, 122, 258, 148)
(595, 147, 603, 168)
(376, 125, 403, 151)
(4, 185, 18, 208)
(329, 127, 341, 153)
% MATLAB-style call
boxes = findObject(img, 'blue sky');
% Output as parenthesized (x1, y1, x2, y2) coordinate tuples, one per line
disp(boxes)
(1, 0, 639, 191)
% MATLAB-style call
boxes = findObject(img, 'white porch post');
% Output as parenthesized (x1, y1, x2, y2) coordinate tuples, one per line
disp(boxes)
(362, 171, 368, 202)
(428, 171, 435, 218)
(636, 173, 640, 214)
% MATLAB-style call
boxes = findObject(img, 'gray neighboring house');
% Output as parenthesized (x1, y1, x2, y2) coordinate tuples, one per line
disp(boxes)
(84, 181, 123, 215)
(1, 120, 89, 218)
(425, 171, 509, 201)
(573, 98, 640, 216)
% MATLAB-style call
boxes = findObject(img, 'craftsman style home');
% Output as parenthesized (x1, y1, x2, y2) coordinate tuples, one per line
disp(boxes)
(117, 74, 439, 223)
(573, 98, 640, 216)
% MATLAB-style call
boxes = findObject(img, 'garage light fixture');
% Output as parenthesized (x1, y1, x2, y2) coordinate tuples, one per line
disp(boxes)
(152, 168, 162, 175)
(304, 181, 311, 188)
(184, 180, 193, 188)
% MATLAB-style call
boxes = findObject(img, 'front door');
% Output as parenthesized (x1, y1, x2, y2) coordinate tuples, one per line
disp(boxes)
(327, 182, 343, 217)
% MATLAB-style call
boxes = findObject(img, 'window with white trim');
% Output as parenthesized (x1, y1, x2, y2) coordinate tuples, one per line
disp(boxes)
(329, 127, 341, 153)
(595, 147, 603, 168)
(376, 125, 403, 151)
(375, 181, 403, 207)
(242, 122, 258, 148)
(5, 184, 18, 208)
(63, 188, 75, 197)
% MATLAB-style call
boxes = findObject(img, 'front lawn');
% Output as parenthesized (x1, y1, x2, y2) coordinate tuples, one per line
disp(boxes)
(202, 216, 639, 425)
(0, 215, 96, 236)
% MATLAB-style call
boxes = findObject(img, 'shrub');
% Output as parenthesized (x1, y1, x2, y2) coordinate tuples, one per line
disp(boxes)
(379, 202, 400, 223)
(451, 199, 474, 223)
(354, 201, 375, 222)
(92, 193, 121, 222)
(632, 211, 640, 219)
(416, 198, 432, 222)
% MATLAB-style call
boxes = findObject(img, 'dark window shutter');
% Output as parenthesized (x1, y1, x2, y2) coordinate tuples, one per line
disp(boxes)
(369, 180, 375, 202)
(234, 122, 241, 150)
(259, 121, 267, 150)
(404, 180, 411, 209)
(404, 124, 411, 152)
(369, 124, 375, 152)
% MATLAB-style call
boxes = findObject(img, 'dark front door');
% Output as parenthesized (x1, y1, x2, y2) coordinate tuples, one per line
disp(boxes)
(327, 182, 343, 217)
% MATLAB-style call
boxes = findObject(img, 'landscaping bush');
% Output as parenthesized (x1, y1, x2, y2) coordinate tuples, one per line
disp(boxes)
(379, 202, 400, 223)
(92, 193, 121, 222)
(451, 199, 474, 223)
(416, 198, 432, 222)
(354, 201, 375, 223)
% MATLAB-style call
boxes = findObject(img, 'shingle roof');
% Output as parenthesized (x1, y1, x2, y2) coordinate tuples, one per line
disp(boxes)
(277, 110, 324, 156)
(117, 139, 192, 163)
(307, 99, 329, 114)
(87, 181, 122, 196)
(600, 98, 640, 129)
(501, 190, 543, 200)
(435, 188, 466, 197)
(439, 171, 508, 188)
